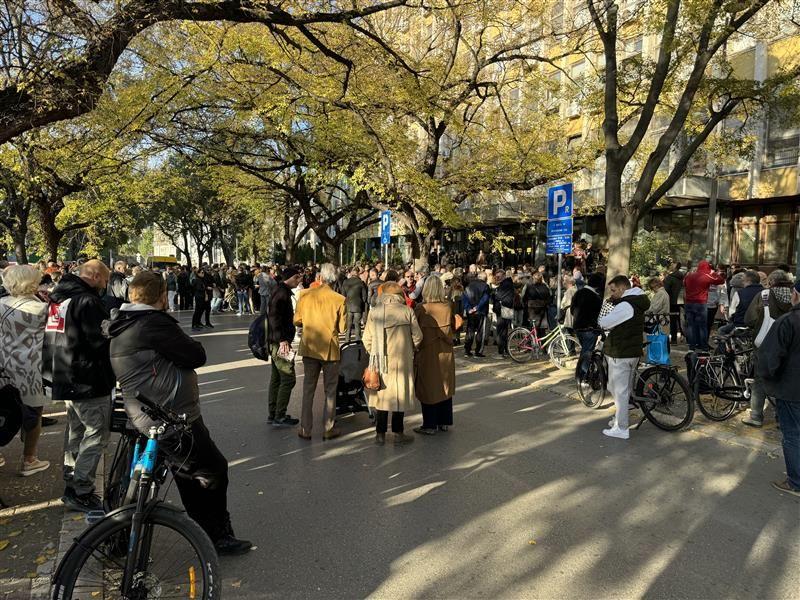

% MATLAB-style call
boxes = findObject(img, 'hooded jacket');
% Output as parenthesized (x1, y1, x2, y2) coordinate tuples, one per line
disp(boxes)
(102, 305, 206, 433)
(683, 261, 725, 305)
(599, 287, 650, 359)
(42, 273, 114, 401)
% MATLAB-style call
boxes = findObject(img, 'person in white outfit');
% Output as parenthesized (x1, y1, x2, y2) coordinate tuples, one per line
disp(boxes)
(598, 275, 650, 440)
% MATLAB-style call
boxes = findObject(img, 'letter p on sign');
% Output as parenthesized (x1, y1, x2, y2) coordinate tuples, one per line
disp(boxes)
(547, 183, 573, 220)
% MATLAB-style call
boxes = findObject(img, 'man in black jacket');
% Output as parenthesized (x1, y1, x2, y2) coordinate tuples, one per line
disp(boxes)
(756, 281, 800, 497)
(571, 272, 605, 375)
(177, 266, 190, 310)
(267, 268, 303, 427)
(43, 260, 114, 512)
(493, 270, 515, 358)
(341, 268, 367, 341)
(663, 262, 684, 344)
(103, 271, 252, 554)
(104, 260, 129, 310)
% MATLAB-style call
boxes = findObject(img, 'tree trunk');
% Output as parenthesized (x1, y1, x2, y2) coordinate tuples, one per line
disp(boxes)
(605, 207, 638, 281)
(322, 240, 338, 265)
(11, 229, 28, 264)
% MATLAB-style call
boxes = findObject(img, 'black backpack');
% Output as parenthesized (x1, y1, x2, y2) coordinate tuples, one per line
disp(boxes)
(248, 315, 270, 361)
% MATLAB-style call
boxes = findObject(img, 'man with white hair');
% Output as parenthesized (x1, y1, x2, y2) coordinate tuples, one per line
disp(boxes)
(43, 259, 114, 512)
(293, 263, 347, 440)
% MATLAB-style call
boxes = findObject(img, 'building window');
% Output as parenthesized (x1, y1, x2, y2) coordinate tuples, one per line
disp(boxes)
(551, 0, 564, 32)
(545, 72, 561, 113)
(734, 209, 759, 265)
(567, 60, 585, 118)
(764, 134, 800, 168)
(760, 206, 794, 265)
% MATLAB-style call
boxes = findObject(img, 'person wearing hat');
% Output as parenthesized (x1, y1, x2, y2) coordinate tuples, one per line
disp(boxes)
(756, 279, 800, 497)
(267, 268, 303, 427)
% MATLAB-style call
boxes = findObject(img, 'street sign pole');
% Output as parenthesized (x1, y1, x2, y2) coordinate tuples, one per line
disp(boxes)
(546, 183, 574, 313)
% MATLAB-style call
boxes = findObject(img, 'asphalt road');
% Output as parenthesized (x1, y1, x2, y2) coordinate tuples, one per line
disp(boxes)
(184, 313, 798, 599)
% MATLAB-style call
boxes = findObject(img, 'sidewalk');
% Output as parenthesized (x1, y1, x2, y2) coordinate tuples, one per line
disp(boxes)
(454, 343, 782, 456)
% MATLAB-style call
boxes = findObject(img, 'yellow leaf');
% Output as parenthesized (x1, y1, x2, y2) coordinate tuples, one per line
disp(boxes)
(7, 530, 22, 537)
(34, 555, 48, 565)
(0, 540, 9, 551)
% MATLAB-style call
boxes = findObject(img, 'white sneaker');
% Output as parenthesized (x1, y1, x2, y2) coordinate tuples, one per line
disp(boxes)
(19, 458, 50, 476)
(608, 418, 615, 428)
(602, 427, 630, 440)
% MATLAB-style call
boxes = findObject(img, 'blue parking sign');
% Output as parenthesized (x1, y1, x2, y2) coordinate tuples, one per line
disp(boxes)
(547, 183, 573, 220)
(380, 210, 391, 245)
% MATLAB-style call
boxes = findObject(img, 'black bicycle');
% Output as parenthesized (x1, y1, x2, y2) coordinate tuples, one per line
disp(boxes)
(575, 329, 694, 431)
(689, 328, 753, 421)
(52, 393, 219, 600)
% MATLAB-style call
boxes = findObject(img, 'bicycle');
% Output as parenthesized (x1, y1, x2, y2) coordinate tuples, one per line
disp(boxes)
(52, 393, 219, 600)
(507, 323, 581, 370)
(574, 329, 694, 430)
(688, 328, 754, 421)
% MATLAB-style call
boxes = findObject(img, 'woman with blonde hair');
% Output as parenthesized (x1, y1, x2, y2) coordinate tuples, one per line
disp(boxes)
(0, 264, 50, 475)
(362, 281, 423, 445)
(414, 275, 456, 434)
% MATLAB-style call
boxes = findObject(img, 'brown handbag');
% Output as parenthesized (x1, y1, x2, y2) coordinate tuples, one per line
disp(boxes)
(454, 313, 464, 331)
(363, 305, 385, 390)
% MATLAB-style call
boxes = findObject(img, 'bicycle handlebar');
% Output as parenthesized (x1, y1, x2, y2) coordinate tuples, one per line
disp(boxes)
(134, 391, 187, 427)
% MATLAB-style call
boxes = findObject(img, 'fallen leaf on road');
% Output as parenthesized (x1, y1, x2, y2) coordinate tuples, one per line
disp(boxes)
(34, 555, 47, 565)
(231, 580, 242, 588)
(7, 530, 22, 537)
(0, 540, 9, 551)
(528, 540, 537, 545)
(257, 491, 263, 495)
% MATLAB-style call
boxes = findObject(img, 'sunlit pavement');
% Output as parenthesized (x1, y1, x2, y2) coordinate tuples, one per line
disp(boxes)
(183, 313, 798, 599)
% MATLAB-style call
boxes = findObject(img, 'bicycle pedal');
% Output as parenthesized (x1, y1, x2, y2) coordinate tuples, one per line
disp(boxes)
(86, 510, 106, 525)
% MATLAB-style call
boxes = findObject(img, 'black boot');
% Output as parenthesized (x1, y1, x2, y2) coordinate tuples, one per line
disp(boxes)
(214, 518, 252, 556)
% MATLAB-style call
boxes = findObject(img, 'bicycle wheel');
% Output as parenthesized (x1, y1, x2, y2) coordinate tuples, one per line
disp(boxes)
(104, 433, 136, 512)
(636, 366, 694, 431)
(548, 334, 581, 371)
(507, 327, 534, 363)
(52, 504, 218, 600)
(698, 363, 741, 421)
(576, 353, 606, 408)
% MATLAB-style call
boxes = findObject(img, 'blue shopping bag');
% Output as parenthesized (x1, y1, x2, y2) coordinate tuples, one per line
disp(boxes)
(646, 327, 670, 365)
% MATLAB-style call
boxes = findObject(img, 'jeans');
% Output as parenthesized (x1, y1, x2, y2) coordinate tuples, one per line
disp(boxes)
(167, 290, 177, 311)
(160, 417, 231, 542)
(268, 347, 296, 419)
(346, 312, 363, 342)
(236, 291, 251, 314)
(375, 410, 404, 433)
(300, 357, 339, 433)
(775, 398, 800, 490)
(576, 331, 599, 378)
(606, 357, 639, 430)
(211, 297, 223, 313)
(684, 303, 709, 350)
(63, 396, 111, 496)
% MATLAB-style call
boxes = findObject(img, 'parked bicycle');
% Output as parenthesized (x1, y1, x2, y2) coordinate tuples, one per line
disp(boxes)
(687, 328, 753, 421)
(574, 329, 694, 430)
(52, 393, 219, 600)
(507, 323, 581, 370)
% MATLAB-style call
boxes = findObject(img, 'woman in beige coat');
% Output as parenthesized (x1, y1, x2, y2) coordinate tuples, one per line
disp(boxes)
(362, 282, 423, 446)
(413, 276, 456, 435)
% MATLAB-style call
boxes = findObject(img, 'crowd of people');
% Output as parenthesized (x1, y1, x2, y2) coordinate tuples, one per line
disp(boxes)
(0, 244, 797, 554)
